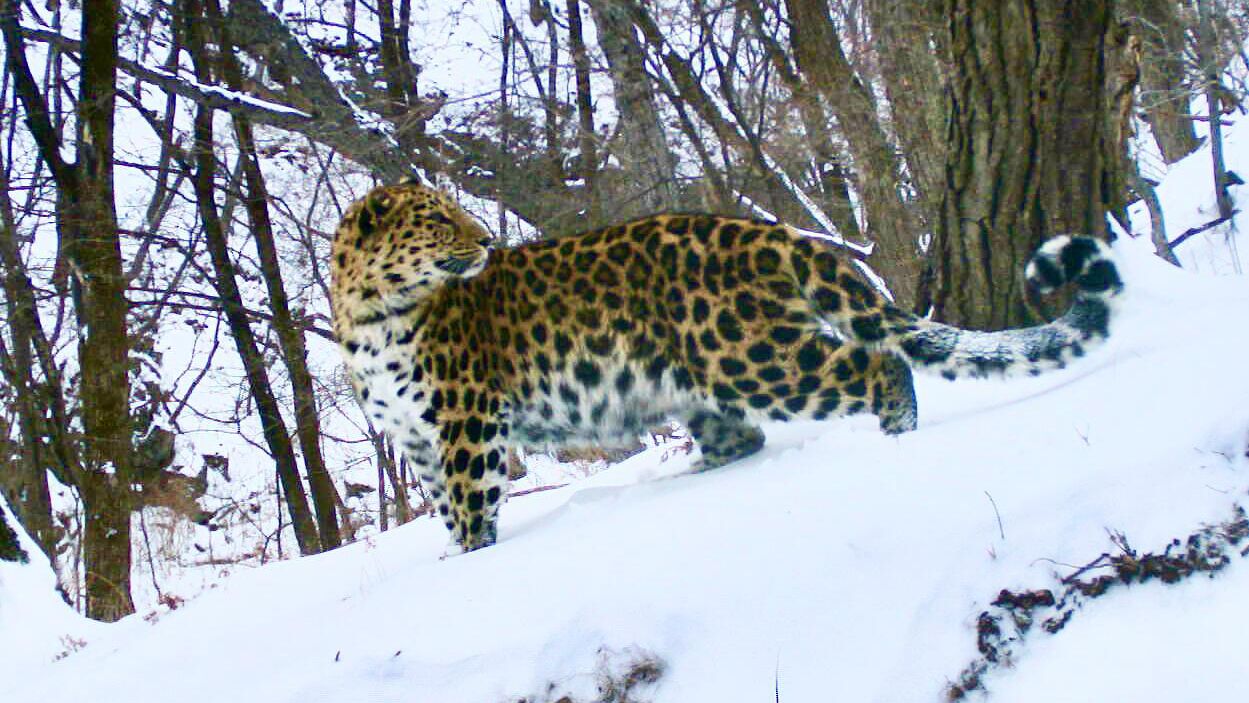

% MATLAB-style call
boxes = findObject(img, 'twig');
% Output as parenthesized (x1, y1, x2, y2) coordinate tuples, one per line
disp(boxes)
(1058, 553, 1113, 584)
(507, 483, 568, 498)
(984, 491, 1005, 540)
(774, 654, 781, 703)
(138, 510, 164, 603)
(1168, 211, 1238, 250)
(1184, 115, 1234, 125)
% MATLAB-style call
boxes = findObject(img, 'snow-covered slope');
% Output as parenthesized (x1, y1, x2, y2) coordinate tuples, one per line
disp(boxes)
(7, 103, 1249, 703)
(0, 502, 99, 681)
(4, 228, 1249, 701)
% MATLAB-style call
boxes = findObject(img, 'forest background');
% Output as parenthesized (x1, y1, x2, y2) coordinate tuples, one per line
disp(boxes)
(0, 0, 1245, 624)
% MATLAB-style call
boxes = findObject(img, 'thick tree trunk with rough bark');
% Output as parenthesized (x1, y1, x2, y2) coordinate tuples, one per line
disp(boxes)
(69, 0, 138, 622)
(77, 472, 133, 621)
(933, 0, 1117, 330)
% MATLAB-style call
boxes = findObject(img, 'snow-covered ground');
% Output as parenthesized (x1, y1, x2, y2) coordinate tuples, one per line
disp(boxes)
(5, 117, 1249, 703)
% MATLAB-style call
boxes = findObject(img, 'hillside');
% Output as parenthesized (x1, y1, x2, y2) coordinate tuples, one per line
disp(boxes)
(5, 104, 1249, 703)
(3, 230, 1248, 701)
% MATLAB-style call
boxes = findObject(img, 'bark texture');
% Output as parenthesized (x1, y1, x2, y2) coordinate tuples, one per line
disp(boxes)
(866, 0, 947, 225)
(933, 0, 1117, 330)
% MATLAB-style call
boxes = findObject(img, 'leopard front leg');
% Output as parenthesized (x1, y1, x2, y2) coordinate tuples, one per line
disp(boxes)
(397, 437, 453, 536)
(437, 415, 511, 551)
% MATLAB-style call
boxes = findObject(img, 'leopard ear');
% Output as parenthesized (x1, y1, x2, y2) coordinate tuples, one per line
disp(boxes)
(357, 191, 393, 237)
(366, 191, 394, 217)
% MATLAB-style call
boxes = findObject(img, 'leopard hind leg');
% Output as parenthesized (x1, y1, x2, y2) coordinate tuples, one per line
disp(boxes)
(714, 336, 916, 435)
(870, 352, 917, 435)
(685, 408, 766, 471)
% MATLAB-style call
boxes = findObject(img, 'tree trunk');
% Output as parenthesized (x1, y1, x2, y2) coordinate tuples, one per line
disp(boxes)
(614, 0, 857, 246)
(231, 119, 343, 550)
(933, 0, 1117, 330)
(188, 107, 321, 555)
(77, 471, 133, 621)
(0, 174, 57, 559)
(742, 0, 863, 241)
(67, 0, 138, 622)
(184, 0, 322, 555)
(585, 0, 681, 213)
(865, 0, 947, 226)
(376, 0, 415, 113)
(372, 430, 412, 526)
(205, 0, 342, 550)
(1125, 0, 1200, 163)
(1194, 0, 1234, 220)
(375, 0, 430, 153)
(784, 0, 924, 305)
(566, 0, 600, 222)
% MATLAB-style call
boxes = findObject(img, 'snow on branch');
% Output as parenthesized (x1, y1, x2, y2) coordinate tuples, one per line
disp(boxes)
(19, 24, 314, 126)
(736, 191, 894, 301)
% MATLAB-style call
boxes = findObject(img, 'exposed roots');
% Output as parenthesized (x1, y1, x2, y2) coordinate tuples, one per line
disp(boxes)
(947, 505, 1249, 700)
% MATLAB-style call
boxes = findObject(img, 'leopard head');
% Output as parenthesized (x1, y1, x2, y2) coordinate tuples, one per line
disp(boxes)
(331, 180, 493, 324)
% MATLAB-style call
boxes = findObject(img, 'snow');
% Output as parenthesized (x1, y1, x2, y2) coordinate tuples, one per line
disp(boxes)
(990, 558, 1249, 702)
(0, 501, 99, 677)
(1127, 104, 1248, 276)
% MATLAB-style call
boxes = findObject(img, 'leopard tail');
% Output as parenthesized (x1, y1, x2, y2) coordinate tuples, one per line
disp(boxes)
(818, 236, 1124, 380)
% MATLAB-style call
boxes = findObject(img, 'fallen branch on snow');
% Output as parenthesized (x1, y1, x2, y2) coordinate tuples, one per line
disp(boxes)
(508, 483, 570, 499)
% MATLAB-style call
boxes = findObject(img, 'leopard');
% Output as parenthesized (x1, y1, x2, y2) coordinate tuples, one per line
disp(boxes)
(331, 180, 1123, 552)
